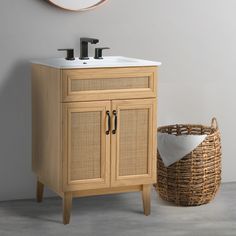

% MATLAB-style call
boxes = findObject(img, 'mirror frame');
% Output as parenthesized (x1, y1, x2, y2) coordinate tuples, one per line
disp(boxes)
(48, 0, 108, 11)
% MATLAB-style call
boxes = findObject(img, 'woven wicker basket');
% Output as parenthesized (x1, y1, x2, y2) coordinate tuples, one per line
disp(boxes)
(155, 118, 222, 206)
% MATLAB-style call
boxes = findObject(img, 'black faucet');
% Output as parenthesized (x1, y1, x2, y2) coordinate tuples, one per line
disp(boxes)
(58, 49, 75, 60)
(80, 37, 99, 60)
(94, 47, 110, 59)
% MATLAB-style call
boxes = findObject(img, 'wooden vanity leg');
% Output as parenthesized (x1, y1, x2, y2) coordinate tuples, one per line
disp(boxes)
(63, 192, 72, 225)
(142, 184, 151, 216)
(36, 179, 44, 203)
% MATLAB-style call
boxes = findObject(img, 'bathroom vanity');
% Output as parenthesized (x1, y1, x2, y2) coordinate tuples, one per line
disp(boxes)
(31, 56, 161, 224)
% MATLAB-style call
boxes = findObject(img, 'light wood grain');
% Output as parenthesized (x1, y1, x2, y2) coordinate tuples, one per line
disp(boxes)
(32, 64, 158, 224)
(32, 64, 62, 194)
(111, 99, 157, 187)
(62, 67, 156, 102)
(63, 192, 72, 225)
(62, 101, 111, 191)
(72, 185, 142, 197)
(142, 184, 151, 216)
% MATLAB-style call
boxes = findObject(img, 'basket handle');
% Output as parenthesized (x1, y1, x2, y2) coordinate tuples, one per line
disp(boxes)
(211, 117, 218, 129)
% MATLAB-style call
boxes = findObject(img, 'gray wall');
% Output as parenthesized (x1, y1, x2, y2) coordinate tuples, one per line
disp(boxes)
(0, 0, 235, 201)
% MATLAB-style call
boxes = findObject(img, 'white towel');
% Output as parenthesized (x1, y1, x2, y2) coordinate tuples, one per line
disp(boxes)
(157, 133, 207, 167)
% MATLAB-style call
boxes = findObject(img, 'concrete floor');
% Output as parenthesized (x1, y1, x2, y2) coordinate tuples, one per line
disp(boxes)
(0, 183, 235, 236)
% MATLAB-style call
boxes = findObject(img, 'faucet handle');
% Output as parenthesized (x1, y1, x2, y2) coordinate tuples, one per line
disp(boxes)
(58, 49, 75, 61)
(94, 47, 110, 59)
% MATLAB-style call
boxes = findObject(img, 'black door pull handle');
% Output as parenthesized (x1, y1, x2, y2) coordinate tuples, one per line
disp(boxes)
(112, 110, 117, 134)
(106, 111, 111, 135)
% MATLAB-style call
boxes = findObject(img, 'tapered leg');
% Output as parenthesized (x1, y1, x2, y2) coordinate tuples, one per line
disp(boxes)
(36, 179, 44, 203)
(142, 184, 151, 216)
(63, 192, 72, 225)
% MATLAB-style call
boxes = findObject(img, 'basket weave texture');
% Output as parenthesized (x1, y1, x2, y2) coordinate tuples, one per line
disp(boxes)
(155, 118, 222, 206)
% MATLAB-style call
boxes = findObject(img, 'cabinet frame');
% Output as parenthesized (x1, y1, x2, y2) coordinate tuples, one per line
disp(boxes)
(32, 64, 159, 224)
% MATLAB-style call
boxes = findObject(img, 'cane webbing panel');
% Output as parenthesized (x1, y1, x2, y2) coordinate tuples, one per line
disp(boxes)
(70, 111, 101, 181)
(119, 109, 149, 176)
(71, 77, 149, 92)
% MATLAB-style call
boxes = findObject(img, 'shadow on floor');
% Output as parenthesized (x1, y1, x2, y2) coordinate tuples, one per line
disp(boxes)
(0, 192, 146, 224)
(0, 185, 234, 236)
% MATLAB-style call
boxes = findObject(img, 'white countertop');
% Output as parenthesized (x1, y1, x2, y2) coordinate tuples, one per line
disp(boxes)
(31, 56, 162, 69)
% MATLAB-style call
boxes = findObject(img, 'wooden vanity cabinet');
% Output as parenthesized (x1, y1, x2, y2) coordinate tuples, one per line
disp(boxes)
(32, 65, 158, 224)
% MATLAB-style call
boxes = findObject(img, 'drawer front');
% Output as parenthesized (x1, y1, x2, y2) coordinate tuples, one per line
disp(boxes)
(62, 67, 157, 102)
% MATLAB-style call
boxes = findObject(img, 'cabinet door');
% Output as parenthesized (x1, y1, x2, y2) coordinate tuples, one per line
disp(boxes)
(63, 101, 111, 191)
(111, 99, 157, 187)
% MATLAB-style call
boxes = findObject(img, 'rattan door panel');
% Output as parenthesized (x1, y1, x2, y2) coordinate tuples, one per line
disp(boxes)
(62, 67, 157, 102)
(111, 99, 157, 187)
(70, 111, 101, 181)
(63, 101, 111, 191)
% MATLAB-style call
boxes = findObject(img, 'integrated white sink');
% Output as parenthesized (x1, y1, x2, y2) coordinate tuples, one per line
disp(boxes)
(31, 56, 162, 69)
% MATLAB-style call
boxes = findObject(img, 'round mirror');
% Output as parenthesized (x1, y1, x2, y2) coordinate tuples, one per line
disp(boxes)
(48, 0, 108, 11)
